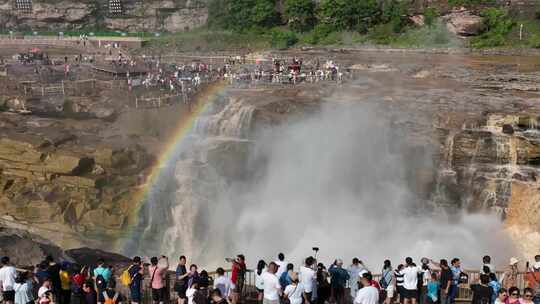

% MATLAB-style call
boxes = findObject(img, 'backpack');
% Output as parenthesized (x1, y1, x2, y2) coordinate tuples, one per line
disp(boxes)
(96, 274, 107, 290)
(417, 271, 425, 289)
(103, 291, 118, 304)
(458, 272, 469, 284)
(379, 270, 390, 289)
(120, 266, 134, 286)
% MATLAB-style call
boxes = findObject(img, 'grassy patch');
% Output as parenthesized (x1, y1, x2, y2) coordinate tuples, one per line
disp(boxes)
(142, 29, 272, 52)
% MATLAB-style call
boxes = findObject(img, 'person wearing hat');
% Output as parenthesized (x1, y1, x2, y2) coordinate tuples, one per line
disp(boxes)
(501, 258, 519, 290)
(525, 255, 540, 304)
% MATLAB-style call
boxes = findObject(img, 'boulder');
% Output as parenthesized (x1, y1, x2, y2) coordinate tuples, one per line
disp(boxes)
(1, 98, 26, 112)
(42, 153, 91, 175)
(0, 228, 132, 268)
(65, 247, 131, 268)
(0, 136, 45, 164)
(91, 107, 116, 120)
(410, 15, 425, 27)
(443, 10, 484, 36)
(0, 227, 67, 267)
(56, 175, 101, 188)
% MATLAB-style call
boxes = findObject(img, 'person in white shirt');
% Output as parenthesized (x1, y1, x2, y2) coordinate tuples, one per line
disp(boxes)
(284, 272, 306, 304)
(354, 272, 379, 304)
(0, 256, 17, 304)
(402, 257, 422, 304)
(348, 258, 367, 300)
(213, 268, 233, 299)
(261, 262, 282, 304)
(275, 253, 287, 278)
(255, 260, 267, 302)
(299, 257, 316, 302)
(14, 271, 34, 304)
(38, 278, 52, 304)
(186, 280, 199, 304)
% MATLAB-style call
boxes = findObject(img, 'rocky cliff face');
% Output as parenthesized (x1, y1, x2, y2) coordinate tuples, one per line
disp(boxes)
(0, 115, 151, 248)
(0, 0, 207, 32)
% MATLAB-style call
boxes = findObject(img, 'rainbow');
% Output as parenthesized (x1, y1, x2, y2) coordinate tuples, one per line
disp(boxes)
(116, 81, 227, 250)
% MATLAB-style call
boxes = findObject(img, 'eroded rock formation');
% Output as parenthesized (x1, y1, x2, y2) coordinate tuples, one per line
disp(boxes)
(0, 0, 207, 32)
(0, 122, 150, 248)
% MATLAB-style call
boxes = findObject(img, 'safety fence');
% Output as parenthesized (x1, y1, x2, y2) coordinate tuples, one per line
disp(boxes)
(114, 269, 258, 304)
(0, 37, 87, 49)
(112, 269, 528, 304)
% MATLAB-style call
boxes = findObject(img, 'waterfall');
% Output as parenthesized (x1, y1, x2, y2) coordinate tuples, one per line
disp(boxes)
(161, 159, 227, 261)
(123, 95, 255, 264)
(194, 97, 255, 139)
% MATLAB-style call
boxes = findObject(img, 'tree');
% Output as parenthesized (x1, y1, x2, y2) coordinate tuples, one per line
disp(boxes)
(424, 7, 438, 27)
(283, 0, 316, 32)
(380, 0, 407, 33)
(208, 0, 280, 30)
(207, 0, 230, 29)
(318, 0, 379, 31)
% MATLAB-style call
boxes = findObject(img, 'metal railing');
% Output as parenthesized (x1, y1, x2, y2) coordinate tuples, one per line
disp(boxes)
(114, 269, 257, 304)
(112, 269, 528, 303)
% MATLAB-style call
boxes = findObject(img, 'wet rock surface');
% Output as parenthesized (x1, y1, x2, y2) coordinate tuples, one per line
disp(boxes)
(0, 227, 131, 267)
(2, 47, 540, 259)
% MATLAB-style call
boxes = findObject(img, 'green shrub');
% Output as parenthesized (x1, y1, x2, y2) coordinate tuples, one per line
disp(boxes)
(529, 33, 540, 47)
(424, 7, 438, 27)
(298, 23, 335, 44)
(270, 29, 299, 49)
(380, 0, 408, 33)
(207, 0, 280, 30)
(283, 0, 316, 32)
(448, 0, 495, 7)
(368, 23, 397, 44)
(471, 8, 514, 48)
(318, 0, 379, 31)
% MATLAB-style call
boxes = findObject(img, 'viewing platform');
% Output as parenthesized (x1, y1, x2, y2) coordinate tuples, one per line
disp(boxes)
(0, 35, 149, 49)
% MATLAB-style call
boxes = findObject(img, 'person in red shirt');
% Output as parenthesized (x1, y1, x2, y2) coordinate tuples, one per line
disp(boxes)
(227, 255, 246, 304)
(71, 266, 88, 304)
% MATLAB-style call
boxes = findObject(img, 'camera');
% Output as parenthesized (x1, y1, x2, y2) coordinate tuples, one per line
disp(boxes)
(312, 247, 319, 252)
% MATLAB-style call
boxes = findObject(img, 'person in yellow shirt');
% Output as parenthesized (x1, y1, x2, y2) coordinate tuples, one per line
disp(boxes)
(59, 262, 72, 304)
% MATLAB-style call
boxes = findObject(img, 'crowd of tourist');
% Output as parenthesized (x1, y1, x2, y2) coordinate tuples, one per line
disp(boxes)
(127, 56, 345, 94)
(2, 253, 538, 304)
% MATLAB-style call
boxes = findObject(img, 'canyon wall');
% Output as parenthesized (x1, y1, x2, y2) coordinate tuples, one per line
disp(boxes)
(0, 0, 208, 32)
